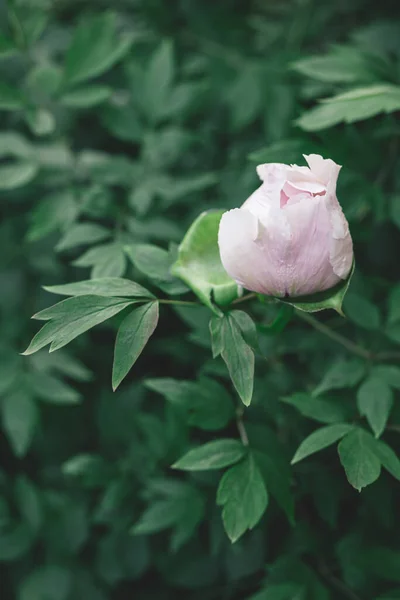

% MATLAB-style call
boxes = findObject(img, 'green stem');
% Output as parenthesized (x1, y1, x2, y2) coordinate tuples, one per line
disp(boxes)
(297, 311, 372, 360)
(158, 299, 200, 307)
(236, 406, 249, 446)
(231, 292, 257, 305)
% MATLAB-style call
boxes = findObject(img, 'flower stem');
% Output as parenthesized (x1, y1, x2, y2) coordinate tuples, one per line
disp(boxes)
(297, 311, 400, 362)
(157, 299, 200, 307)
(296, 311, 372, 360)
(231, 293, 257, 305)
(236, 406, 249, 446)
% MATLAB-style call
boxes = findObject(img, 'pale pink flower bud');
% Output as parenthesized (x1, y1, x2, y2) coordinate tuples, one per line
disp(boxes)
(218, 154, 353, 298)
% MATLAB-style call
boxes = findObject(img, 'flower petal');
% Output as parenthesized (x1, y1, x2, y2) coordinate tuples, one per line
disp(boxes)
(284, 196, 343, 295)
(218, 208, 289, 296)
(304, 154, 341, 187)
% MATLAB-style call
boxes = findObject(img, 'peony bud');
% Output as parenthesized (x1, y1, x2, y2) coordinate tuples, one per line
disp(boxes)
(218, 154, 353, 298)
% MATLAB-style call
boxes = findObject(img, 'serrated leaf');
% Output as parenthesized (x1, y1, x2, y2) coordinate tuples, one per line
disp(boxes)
(291, 423, 354, 464)
(172, 439, 246, 471)
(112, 302, 159, 390)
(338, 428, 381, 491)
(217, 453, 268, 543)
(44, 278, 154, 299)
(280, 261, 354, 315)
(172, 210, 240, 314)
(357, 376, 393, 438)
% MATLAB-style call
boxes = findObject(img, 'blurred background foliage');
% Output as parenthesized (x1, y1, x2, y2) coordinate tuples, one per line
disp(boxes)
(1, 0, 400, 598)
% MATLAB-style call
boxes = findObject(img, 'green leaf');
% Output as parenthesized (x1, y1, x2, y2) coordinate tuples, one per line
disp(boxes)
(101, 102, 142, 142)
(142, 39, 174, 122)
(280, 261, 354, 315)
(371, 365, 400, 390)
(0, 161, 38, 190)
(19, 566, 72, 600)
(125, 243, 187, 294)
(1, 391, 38, 457)
(64, 12, 133, 86)
(313, 357, 366, 396)
(0, 34, 18, 58)
(367, 438, 400, 481)
(60, 85, 112, 108)
(297, 85, 400, 131)
(28, 372, 82, 405)
(259, 303, 294, 334)
(25, 108, 55, 136)
(338, 428, 381, 491)
(27, 190, 78, 241)
(357, 376, 393, 438)
(281, 393, 348, 424)
(386, 323, 400, 346)
(209, 315, 224, 358)
(253, 450, 294, 525)
(172, 439, 246, 471)
(56, 223, 111, 252)
(23, 296, 134, 355)
(227, 68, 262, 130)
(44, 277, 154, 299)
(217, 453, 268, 543)
(172, 210, 240, 314)
(220, 313, 255, 406)
(249, 139, 320, 165)
(112, 302, 159, 390)
(388, 284, 400, 323)
(248, 583, 307, 600)
(292, 46, 375, 84)
(229, 310, 260, 352)
(14, 476, 42, 534)
(344, 292, 381, 329)
(0, 82, 24, 110)
(145, 376, 234, 431)
(132, 481, 204, 551)
(73, 243, 127, 278)
(291, 423, 354, 464)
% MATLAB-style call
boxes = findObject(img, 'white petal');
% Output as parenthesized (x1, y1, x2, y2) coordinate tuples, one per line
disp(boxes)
(304, 154, 341, 187)
(218, 208, 288, 296)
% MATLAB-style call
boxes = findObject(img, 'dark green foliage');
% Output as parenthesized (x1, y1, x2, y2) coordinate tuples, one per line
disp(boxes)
(2, 1, 400, 599)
